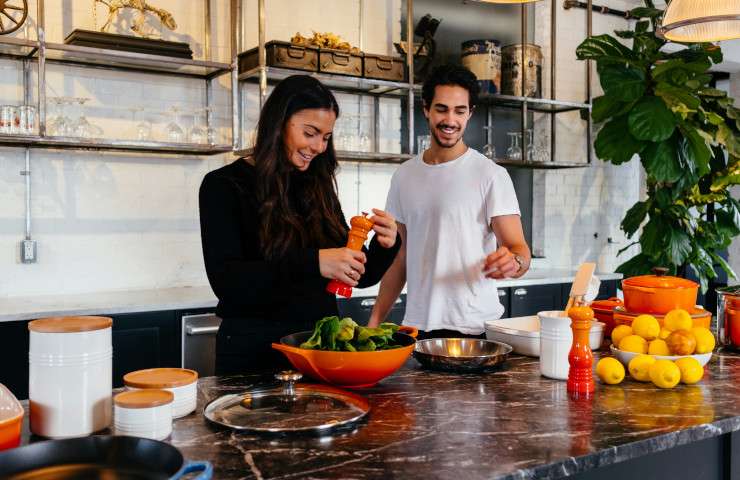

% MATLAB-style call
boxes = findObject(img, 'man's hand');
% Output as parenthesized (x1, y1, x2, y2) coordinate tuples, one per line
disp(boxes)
(483, 246, 519, 279)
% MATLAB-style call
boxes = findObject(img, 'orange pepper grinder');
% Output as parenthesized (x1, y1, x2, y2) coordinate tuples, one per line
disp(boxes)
(567, 305, 595, 397)
(326, 213, 374, 298)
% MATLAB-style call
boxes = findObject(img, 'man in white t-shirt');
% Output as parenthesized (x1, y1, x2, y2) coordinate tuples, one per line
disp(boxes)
(368, 64, 531, 338)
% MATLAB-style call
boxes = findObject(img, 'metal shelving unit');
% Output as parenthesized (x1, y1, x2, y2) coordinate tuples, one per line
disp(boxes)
(234, 0, 416, 161)
(0, 0, 235, 156)
(234, 0, 593, 167)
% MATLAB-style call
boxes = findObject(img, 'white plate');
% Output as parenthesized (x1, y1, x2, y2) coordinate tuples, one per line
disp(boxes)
(485, 316, 604, 357)
(609, 344, 713, 367)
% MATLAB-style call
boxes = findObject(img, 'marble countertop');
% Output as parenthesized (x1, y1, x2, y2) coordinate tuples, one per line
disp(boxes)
(12, 349, 719, 480)
(0, 270, 622, 323)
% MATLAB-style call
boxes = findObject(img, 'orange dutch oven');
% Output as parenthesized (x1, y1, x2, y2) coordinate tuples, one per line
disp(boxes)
(622, 268, 698, 315)
(589, 297, 623, 338)
(272, 326, 418, 388)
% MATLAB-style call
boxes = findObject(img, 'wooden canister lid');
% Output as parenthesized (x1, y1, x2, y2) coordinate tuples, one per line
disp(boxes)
(123, 368, 198, 389)
(28, 316, 112, 333)
(114, 389, 173, 409)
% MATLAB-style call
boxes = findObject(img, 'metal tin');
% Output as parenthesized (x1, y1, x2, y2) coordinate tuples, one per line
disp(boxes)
(413, 338, 512, 373)
(501, 43, 543, 97)
(319, 49, 363, 77)
(461, 39, 502, 95)
(203, 371, 370, 434)
(238, 40, 319, 74)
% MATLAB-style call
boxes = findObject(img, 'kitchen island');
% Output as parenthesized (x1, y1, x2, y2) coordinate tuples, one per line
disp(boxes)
(17, 349, 740, 479)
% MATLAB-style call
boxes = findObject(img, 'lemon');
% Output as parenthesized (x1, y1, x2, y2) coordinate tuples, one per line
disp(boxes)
(611, 325, 633, 347)
(674, 357, 704, 384)
(628, 354, 656, 382)
(664, 309, 692, 332)
(648, 339, 671, 356)
(619, 335, 648, 354)
(632, 314, 661, 340)
(691, 327, 716, 354)
(596, 357, 626, 385)
(649, 359, 681, 389)
(659, 327, 672, 340)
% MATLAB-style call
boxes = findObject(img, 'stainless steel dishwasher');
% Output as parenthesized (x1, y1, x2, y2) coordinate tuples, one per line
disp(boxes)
(181, 313, 222, 378)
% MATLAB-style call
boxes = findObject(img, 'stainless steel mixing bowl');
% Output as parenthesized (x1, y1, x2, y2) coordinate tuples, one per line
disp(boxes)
(412, 338, 513, 373)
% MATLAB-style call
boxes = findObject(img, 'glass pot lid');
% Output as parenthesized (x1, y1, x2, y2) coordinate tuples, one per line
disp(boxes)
(203, 371, 370, 434)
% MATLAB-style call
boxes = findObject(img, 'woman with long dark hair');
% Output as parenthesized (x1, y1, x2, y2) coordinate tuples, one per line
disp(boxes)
(199, 75, 401, 374)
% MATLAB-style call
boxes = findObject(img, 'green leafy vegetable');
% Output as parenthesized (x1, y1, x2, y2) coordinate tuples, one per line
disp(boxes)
(300, 316, 402, 351)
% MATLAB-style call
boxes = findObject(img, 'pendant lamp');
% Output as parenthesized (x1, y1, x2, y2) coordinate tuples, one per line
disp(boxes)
(658, 0, 740, 42)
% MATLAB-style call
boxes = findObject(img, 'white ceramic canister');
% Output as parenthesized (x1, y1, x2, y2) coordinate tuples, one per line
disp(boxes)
(28, 316, 113, 438)
(114, 389, 173, 441)
(123, 368, 198, 418)
(538, 311, 578, 380)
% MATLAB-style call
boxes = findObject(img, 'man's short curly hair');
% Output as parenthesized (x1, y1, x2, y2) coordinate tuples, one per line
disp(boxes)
(421, 64, 479, 109)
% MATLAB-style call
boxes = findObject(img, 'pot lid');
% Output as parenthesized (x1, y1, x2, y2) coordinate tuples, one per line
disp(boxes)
(590, 297, 623, 311)
(114, 389, 173, 409)
(622, 267, 698, 289)
(124, 368, 198, 389)
(203, 371, 370, 434)
(28, 316, 112, 333)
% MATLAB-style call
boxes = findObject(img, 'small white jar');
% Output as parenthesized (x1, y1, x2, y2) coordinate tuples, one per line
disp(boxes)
(123, 368, 198, 418)
(28, 316, 112, 439)
(114, 389, 173, 441)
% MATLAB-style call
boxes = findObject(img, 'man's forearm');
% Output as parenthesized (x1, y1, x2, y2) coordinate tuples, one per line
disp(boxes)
(367, 250, 406, 327)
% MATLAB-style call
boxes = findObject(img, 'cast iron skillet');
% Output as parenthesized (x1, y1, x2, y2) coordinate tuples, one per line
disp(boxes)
(0, 435, 212, 480)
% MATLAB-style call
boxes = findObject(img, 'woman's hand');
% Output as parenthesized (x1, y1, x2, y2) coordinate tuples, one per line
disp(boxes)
(319, 248, 367, 286)
(369, 208, 397, 248)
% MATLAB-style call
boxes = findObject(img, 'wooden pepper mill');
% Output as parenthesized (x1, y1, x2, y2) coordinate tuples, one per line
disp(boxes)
(566, 304, 595, 396)
(326, 213, 374, 298)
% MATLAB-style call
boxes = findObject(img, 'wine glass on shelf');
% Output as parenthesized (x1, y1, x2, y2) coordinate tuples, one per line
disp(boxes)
(482, 125, 496, 160)
(506, 132, 521, 161)
(165, 106, 185, 143)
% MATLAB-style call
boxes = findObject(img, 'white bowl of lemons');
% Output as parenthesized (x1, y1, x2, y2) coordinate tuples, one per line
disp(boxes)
(609, 308, 715, 367)
(609, 344, 712, 367)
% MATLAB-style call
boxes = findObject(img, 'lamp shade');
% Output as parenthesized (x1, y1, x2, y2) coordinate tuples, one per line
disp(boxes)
(659, 0, 740, 42)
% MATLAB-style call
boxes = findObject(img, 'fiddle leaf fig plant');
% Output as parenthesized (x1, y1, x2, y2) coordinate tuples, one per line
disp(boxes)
(576, 0, 740, 292)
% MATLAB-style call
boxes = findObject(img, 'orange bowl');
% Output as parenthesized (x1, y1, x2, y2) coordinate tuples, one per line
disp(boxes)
(272, 326, 417, 388)
(613, 306, 711, 330)
(0, 384, 23, 451)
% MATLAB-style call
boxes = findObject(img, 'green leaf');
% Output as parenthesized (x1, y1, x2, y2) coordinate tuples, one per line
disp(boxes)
(629, 7, 663, 18)
(598, 64, 646, 101)
(668, 228, 692, 265)
(717, 208, 740, 237)
(635, 20, 650, 34)
(641, 137, 682, 182)
(681, 126, 712, 177)
(651, 59, 685, 80)
(628, 96, 676, 142)
(577, 34, 636, 63)
(655, 82, 700, 110)
(640, 216, 666, 255)
(699, 88, 728, 98)
(621, 201, 649, 236)
(595, 115, 646, 164)
(616, 253, 653, 278)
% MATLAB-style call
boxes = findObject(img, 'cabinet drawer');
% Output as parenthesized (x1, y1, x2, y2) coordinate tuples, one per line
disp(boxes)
(509, 284, 563, 317)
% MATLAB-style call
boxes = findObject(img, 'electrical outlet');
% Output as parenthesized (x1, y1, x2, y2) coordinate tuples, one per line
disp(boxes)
(20, 239, 37, 264)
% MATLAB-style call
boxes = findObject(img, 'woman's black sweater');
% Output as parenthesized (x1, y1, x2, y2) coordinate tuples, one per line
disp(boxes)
(198, 159, 401, 373)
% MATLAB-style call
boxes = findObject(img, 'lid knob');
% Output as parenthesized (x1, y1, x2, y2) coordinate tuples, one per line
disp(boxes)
(275, 370, 302, 397)
(651, 266, 669, 276)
